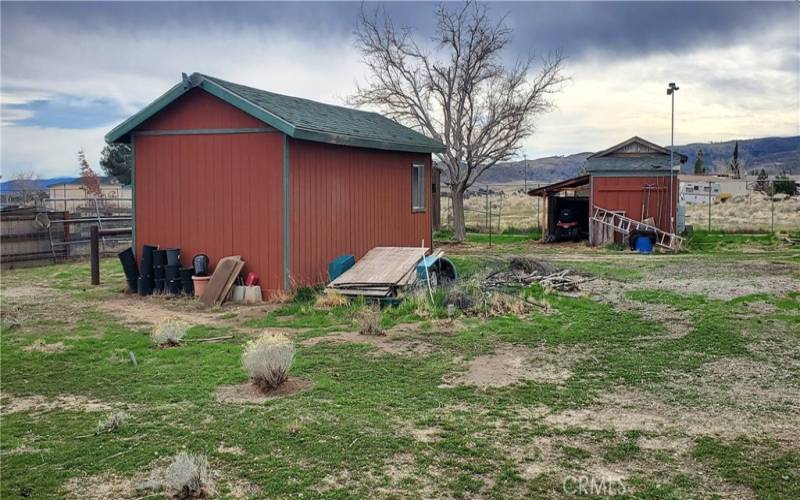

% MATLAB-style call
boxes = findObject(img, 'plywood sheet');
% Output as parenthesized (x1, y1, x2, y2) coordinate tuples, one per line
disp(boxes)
(329, 247, 427, 287)
(200, 256, 242, 306)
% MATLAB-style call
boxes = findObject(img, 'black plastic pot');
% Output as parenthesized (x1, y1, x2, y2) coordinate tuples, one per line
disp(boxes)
(192, 254, 209, 276)
(138, 276, 154, 296)
(165, 248, 181, 266)
(154, 265, 165, 280)
(141, 244, 157, 277)
(153, 249, 167, 267)
(167, 279, 182, 295)
(165, 264, 180, 280)
(180, 268, 194, 295)
(126, 278, 138, 294)
(181, 277, 194, 295)
(118, 247, 138, 275)
(154, 278, 165, 294)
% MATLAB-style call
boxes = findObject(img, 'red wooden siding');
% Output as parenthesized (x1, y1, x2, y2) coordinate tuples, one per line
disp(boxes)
(138, 88, 265, 131)
(134, 132, 285, 292)
(592, 176, 678, 232)
(288, 139, 432, 285)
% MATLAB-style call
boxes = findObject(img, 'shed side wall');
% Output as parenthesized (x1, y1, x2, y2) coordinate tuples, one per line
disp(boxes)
(592, 175, 678, 232)
(134, 132, 285, 291)
(288, 139, 432, 285)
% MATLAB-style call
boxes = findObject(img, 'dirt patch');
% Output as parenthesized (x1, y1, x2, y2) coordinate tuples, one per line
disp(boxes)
(383, 452, 417, 482)
(97, 295, 276, 330)
(396, 425, 442, 443)
(217, 443, 245, 456)
(301, 330, 435, 357)
(2, 285, 50, 300)
(23, 340, 67, 353)
(1, 394, 124, 414)
(543, 388, 800, 446)
(226, 478, 261, 499)
(216, 378, 312, 405)
(637, 436, 692, 454)
(63, 461, 254, 500)
(5, 445, 49, 455)
(444, 343, 579, 388)
(64, 472, 146, 500)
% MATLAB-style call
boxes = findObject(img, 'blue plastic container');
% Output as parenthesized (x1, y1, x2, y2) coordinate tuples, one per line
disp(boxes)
(634, 235, 654, 254)
(329, 254, 355, 281)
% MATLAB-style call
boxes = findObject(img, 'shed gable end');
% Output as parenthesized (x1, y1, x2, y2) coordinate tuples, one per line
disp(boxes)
(136, 88, 271, 133)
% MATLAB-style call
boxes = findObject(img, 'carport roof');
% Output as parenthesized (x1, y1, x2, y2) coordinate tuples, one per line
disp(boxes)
(527, 175, 590, 197)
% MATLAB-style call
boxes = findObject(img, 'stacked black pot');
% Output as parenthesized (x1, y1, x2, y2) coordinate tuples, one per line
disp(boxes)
(180, 267, 195, 295)
(153, 249, 167, 293)
(138, 244, 157, 295)
(118, 248, 139, 293)
(164, 248, 182, 294)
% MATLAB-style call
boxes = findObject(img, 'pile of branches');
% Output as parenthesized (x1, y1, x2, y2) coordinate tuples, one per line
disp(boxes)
(481, 257, 583, 292)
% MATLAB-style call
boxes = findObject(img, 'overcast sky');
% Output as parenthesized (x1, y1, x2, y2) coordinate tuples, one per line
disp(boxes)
(1, 1, 798, 178)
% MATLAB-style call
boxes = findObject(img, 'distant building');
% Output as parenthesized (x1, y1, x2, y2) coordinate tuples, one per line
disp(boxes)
(46, 177, 131, 211)
(679, 175, 749, 204)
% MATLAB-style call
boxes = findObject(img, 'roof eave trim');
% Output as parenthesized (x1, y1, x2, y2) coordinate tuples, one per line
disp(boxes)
(291, 127, 446, 154)
(105, 81, 189, 143)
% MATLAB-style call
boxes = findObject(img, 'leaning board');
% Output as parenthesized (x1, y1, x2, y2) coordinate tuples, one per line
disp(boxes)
(329, 247, 428, 288)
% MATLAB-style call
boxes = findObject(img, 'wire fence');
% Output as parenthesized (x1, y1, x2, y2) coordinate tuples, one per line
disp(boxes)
(439, 179, 799, 236)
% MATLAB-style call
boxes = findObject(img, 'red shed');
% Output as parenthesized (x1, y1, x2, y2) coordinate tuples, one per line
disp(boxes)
(528, 137, 687, 248)
(106, 73, 445, 293)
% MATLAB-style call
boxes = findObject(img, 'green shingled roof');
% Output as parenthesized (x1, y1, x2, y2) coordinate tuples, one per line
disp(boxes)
(585, 156, 679, 173)
(106, 72, 445, 154)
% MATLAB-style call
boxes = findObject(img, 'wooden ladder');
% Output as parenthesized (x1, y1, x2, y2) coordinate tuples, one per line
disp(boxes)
(591, 206, 684, 251)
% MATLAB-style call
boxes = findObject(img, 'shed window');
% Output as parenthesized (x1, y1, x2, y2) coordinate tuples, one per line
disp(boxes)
(412, 163, 425, 212)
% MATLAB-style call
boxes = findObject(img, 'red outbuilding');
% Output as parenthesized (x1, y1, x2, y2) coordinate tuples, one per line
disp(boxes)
(107, 73, 445, 293)
(528, 137, 687, 249)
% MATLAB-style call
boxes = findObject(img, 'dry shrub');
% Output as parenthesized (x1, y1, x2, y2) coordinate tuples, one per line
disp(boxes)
(488, 293, 529, 316)
(242, 332, 295, 390)
(266, 289, 295, 304)
(151, 319, 189, 347)
(314, 291, 349, 310)
(164, 452, 213, 499)
(1, 304, 28, 330)
(356, 307, 384, 336)
(96, 410, 130, 434)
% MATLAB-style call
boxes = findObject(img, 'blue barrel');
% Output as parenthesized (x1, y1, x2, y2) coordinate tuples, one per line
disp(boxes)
(329, 254, 355, 281)
(634, 235, 654, 254)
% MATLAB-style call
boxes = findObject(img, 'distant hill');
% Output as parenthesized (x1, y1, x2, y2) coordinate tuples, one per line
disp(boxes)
(440, 136, 800, 186)
(0, 176, 75, 193)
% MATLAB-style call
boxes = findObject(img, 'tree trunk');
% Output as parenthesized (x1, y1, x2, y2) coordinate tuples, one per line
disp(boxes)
(451, 186, 467, 242)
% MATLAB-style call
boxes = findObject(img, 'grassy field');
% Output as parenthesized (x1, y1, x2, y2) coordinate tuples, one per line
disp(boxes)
(1, 234, 799, 498)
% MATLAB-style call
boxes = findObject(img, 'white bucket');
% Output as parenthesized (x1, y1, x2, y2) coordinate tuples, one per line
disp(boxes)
(231, 285, 247, 303)
(243, 286, 262, 304)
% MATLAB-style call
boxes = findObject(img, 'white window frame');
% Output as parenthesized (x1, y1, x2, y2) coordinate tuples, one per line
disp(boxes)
(411, 163, 426, 212)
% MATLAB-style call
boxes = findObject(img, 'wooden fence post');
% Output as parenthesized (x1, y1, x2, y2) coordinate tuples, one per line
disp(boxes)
(90, 225, 100, 285)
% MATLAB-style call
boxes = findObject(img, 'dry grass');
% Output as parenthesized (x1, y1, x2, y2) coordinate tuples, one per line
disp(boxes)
(164, 452, 213, 499)
(488, 293, 530, 316)
(266, 289, 295, 304)
(241, 332, 295, 390)
(356, 307, 384, 336)
(150, 319, 189, 347)
(96, 410, 130, 434)
(314, 291, 349, 310)
(674, 193, 798, 232)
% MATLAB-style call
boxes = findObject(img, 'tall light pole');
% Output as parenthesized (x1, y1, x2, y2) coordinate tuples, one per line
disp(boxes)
(667, 82, 679, 234)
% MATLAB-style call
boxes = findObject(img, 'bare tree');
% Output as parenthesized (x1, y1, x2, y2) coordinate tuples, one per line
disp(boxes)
(11, 171, 43, 206)
(351, 2, 565, 241)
